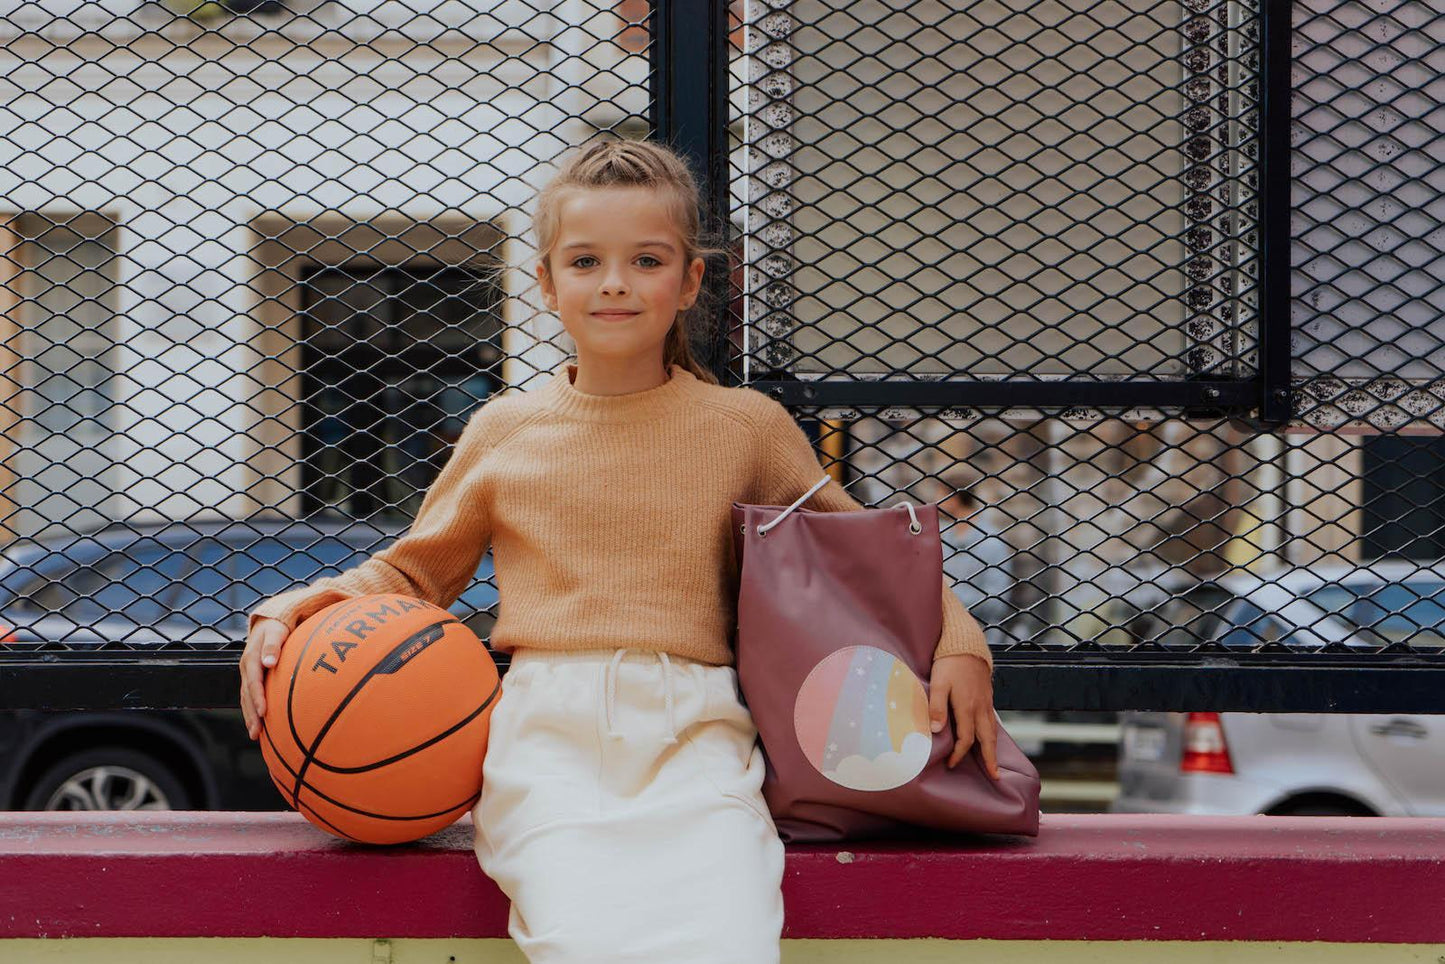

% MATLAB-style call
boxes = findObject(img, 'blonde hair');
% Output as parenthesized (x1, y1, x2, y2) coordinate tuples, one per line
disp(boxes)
(533, 139, 730, 385)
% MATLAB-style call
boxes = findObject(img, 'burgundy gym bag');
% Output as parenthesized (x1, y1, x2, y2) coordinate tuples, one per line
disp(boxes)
(731, 475, 1042, 842)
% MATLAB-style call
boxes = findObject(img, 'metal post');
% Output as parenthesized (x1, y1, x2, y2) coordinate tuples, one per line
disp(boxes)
(1257, 0, 1294, 425)
(650, 0, 732, 381)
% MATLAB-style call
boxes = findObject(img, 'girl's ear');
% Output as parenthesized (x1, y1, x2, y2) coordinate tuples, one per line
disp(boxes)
(679, 255, 705, 310)
(536, 259, 558, 311)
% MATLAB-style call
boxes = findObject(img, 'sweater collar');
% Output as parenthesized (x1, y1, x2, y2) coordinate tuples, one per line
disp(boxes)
(544, 361, 696, 422)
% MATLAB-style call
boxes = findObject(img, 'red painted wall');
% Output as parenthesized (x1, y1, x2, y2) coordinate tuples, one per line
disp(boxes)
(2, 812, 1443, 942)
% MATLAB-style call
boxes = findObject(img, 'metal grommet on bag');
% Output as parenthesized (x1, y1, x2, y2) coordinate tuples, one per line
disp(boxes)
(758, 475, 831, 538)
(900, 500, 922, 534)
(758, 475, 928, 538)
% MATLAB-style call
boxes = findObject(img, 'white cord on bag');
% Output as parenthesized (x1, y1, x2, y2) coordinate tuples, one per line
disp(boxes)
(757, 475, 830, 536)
(756, 475, 922, 536)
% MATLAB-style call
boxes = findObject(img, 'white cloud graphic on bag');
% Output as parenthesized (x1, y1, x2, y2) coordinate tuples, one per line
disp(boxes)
(792, 645, 931, 792)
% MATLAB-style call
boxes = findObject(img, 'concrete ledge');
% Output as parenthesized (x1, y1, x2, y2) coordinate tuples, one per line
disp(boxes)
(2, 812, 1444, 942)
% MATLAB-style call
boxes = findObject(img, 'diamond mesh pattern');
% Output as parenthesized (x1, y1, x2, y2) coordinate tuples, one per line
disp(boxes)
(727, 0, 1445, 664)
(0, 0, 652, 656)
(1, 0, 1443, 714)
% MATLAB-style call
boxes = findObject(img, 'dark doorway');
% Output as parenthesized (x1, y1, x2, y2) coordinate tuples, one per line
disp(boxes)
(298, 264, 504, 521)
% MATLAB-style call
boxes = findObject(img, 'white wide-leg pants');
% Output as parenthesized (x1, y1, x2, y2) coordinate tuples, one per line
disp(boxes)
(471, 646, 786, 963)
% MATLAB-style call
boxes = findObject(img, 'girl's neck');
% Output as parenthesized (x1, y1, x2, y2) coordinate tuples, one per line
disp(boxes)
(568, 355, 672, 396)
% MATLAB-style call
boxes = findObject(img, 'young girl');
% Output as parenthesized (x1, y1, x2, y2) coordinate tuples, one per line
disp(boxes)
(238, 139, 1000, 962)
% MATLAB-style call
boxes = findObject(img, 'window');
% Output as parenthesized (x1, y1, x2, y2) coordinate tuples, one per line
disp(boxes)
(30, 544, 169, 626)
(229, 535, 374, 616)
(1219, 604, 1289, 648)
(4, 215, 122, 539)
(10, 215, 119, 439)
(163, 538, 233, 631)
(298, 265, 504, 521)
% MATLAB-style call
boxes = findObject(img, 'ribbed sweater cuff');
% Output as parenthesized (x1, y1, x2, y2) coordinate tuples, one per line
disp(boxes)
(935, 584, 994, 668)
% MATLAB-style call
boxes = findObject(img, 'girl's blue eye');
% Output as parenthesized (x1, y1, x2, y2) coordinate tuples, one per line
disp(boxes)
(571, 255, 662, 268)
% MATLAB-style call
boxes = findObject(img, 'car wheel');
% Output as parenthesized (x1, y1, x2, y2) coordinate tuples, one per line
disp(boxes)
(22, 746, 194, 811)
(1268, 799, 1371, 817)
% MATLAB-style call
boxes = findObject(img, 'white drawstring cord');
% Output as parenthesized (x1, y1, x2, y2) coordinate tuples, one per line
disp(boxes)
(604, 649, 626, 738)
(604, 648, 678, 745)
(757, 475, 830, 536)
(757, 475, 923, 536)
(658, 652, 678, 744)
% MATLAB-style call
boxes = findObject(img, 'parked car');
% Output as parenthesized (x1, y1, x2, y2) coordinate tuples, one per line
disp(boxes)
(0, 516, 500, 810)
(1112, 561, 1445, 817)
(1109, 567, 1387, 653)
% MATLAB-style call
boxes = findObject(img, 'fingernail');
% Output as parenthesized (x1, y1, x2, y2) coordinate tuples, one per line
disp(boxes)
(263, 656, 275, 666)
(930, 720, 942, 733)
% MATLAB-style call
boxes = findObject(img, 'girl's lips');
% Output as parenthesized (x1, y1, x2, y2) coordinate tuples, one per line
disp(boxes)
(591, 311, 639, 319)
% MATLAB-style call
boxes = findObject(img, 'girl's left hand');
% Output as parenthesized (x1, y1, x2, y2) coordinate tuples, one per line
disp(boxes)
(928, 653, 1001, 779)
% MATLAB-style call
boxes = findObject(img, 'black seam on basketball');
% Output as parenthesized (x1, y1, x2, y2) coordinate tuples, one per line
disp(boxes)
(262, 716, 484, 822)
(295, 794, 364, 842)
(283, 596, 441, 766)
(305, 674, 500, 774)
(288, 614, 459, 806)
(262, 728, 362, 841)
(284, 596, 376, 801)
(287, 618, 456, 809)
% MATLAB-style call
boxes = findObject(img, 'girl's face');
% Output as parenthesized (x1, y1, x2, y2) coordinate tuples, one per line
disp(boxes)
(537, 185, 705, 368)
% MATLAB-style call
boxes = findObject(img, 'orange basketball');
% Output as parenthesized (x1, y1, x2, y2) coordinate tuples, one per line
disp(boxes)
(258, 592, 499, 845)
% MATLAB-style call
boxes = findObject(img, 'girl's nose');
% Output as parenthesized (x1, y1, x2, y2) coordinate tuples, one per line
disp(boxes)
(600, 269, 629, 295)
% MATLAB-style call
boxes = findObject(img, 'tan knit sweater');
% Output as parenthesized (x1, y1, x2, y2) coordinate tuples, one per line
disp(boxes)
(248, 361, 992, 668)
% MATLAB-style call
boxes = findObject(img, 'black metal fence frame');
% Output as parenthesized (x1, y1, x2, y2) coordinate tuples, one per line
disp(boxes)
(3, 0, 1443, 714)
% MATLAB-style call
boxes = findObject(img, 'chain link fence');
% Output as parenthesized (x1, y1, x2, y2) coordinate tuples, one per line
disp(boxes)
(726, 0, 1445, 712)
(0, 0, 1442, 712)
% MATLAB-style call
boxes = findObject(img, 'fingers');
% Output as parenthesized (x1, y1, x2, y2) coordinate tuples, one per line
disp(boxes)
(932, 660, 1003, 778)
(240, 632, 256, 740)
(240, 675, 253, 739)
(947, 685, 976, 769)
(240, 620, 286, 742)
(977, 706, 1001, 780)
(240, 651, 261, 742)
(928, 674, 950, 735)
(245, 643, 266, 740)
(260, 624, 283, 671)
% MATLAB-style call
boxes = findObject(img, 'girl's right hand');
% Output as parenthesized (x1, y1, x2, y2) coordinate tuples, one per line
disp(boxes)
(241, 616, 289, 741)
